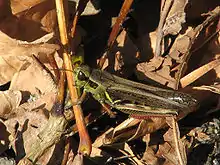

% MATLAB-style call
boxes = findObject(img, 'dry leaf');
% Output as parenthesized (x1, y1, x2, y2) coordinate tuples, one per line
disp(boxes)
(156, 121, 187, 165)
(103, 118, 141, 144)
(5, 109, 49, 153)
(102, 117, 168, 145)
(0, 31, 59, 57)
(0, 0, 219, 164)
(89, 146, 114, 164)
(106, 30, 139, 75)
(0, 56, 29, 86)
(0, 0, 57, 41)
(4, 108, 64, 165)
(136, 61, 176, 88)
(0, 90, 22, 119)
(9, 57, 57, 95)
(162, 0, 188, 36)
(69, 0, 101, 16)
(11, 0, 48, 14)
(142, 147, 161, 165)
(14, 0, 57, 34)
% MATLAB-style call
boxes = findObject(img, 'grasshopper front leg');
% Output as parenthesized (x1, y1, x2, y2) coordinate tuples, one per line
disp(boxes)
(64, 91, 87, 109)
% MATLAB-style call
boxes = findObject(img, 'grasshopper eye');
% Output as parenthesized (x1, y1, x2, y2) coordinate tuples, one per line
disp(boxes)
(78, 71, 89, 81)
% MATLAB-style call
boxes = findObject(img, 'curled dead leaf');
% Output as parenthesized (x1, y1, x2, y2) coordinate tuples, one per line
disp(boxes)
(0, 90, 22, 119)
(0, 56, 30, 85)
(162, 0, 188, 36)
(0, 31, 59, 57)
(10, 57, 57, 95)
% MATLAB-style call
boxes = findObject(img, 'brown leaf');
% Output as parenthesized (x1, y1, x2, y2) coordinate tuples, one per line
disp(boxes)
(18, 115, 67, 163)
(1, 0, 61, 41)
(103, 118, 141, 144)
(162, 0, 188, 36)
(40, 9, 57, 32)
(9, 57, 57, 95)
(4, 109, 49, 155)
(0, 31, 59, 57)
(136, 61, 176, 88)
(69, 0, 101, 16)
(0, 90, 22, 119)
(156, 124, 187, 165)
(102, 117, 168, 145)
(106, 30, 139, 75)
(157, 142, 177, 164)
(143, 56, 164, 72)
(142, 147, 161, 165)
(14, 0, 57, 34)
(11, 0, 47, 14)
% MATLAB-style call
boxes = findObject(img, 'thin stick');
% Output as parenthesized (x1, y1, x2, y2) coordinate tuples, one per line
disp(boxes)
(155, 0, 173, 56)
(172, 117, 185, 165)
(61, 138, 71, 165)
(98, 0, 134, 68)
(70, 0, 89, 55)
(180, 58, 220, 88)
(55, 0, 91, 155)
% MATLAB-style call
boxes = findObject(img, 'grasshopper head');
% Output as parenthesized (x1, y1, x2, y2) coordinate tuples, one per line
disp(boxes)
(74, 65, 91, 88)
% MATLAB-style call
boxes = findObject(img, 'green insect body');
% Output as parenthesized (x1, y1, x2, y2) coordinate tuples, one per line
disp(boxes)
(73, 65, 198, 118)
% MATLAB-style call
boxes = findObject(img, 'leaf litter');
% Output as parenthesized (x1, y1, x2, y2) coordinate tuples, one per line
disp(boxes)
(0, 0, 219, 165)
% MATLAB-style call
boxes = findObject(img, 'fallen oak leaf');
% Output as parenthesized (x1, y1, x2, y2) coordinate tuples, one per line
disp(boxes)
(136, 59, 177, 88)
(0, 56, 30, 86)
(165, 117, 186, 165)
(0, 31, 60, 57)
(11, 0, 49, 15)
(0, 90, 22, 119)
(17, 114, 68, 164)
(99, 118, 166, 145)
(13, 0, 58, 34)
(4, 109, 49, 159)
(155, 0, 188, 56)
(9, 57, 57, 95)
(162, 0, 188, 36)
(30, 32, 55, 44)
(142, 146, 160, 165)
(69, 0, 101, 16)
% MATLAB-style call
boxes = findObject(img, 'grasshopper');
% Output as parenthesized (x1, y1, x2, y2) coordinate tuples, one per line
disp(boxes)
(72, 65, 198, 119)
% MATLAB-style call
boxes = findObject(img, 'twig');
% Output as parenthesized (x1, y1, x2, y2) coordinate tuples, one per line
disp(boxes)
(155, 0, 174, 57)
(171, 117, 185, 165)
(175, 6, 220, 89)
(55, 0, 91, 155)
(98, 0, 134, 68)
(61, 138, 71, 165)
(180, 58, 220, 88)
(70, 0, 89, 55)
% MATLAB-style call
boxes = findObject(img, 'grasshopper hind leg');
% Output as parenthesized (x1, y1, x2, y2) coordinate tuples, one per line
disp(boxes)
(101, 103, 117, 118)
